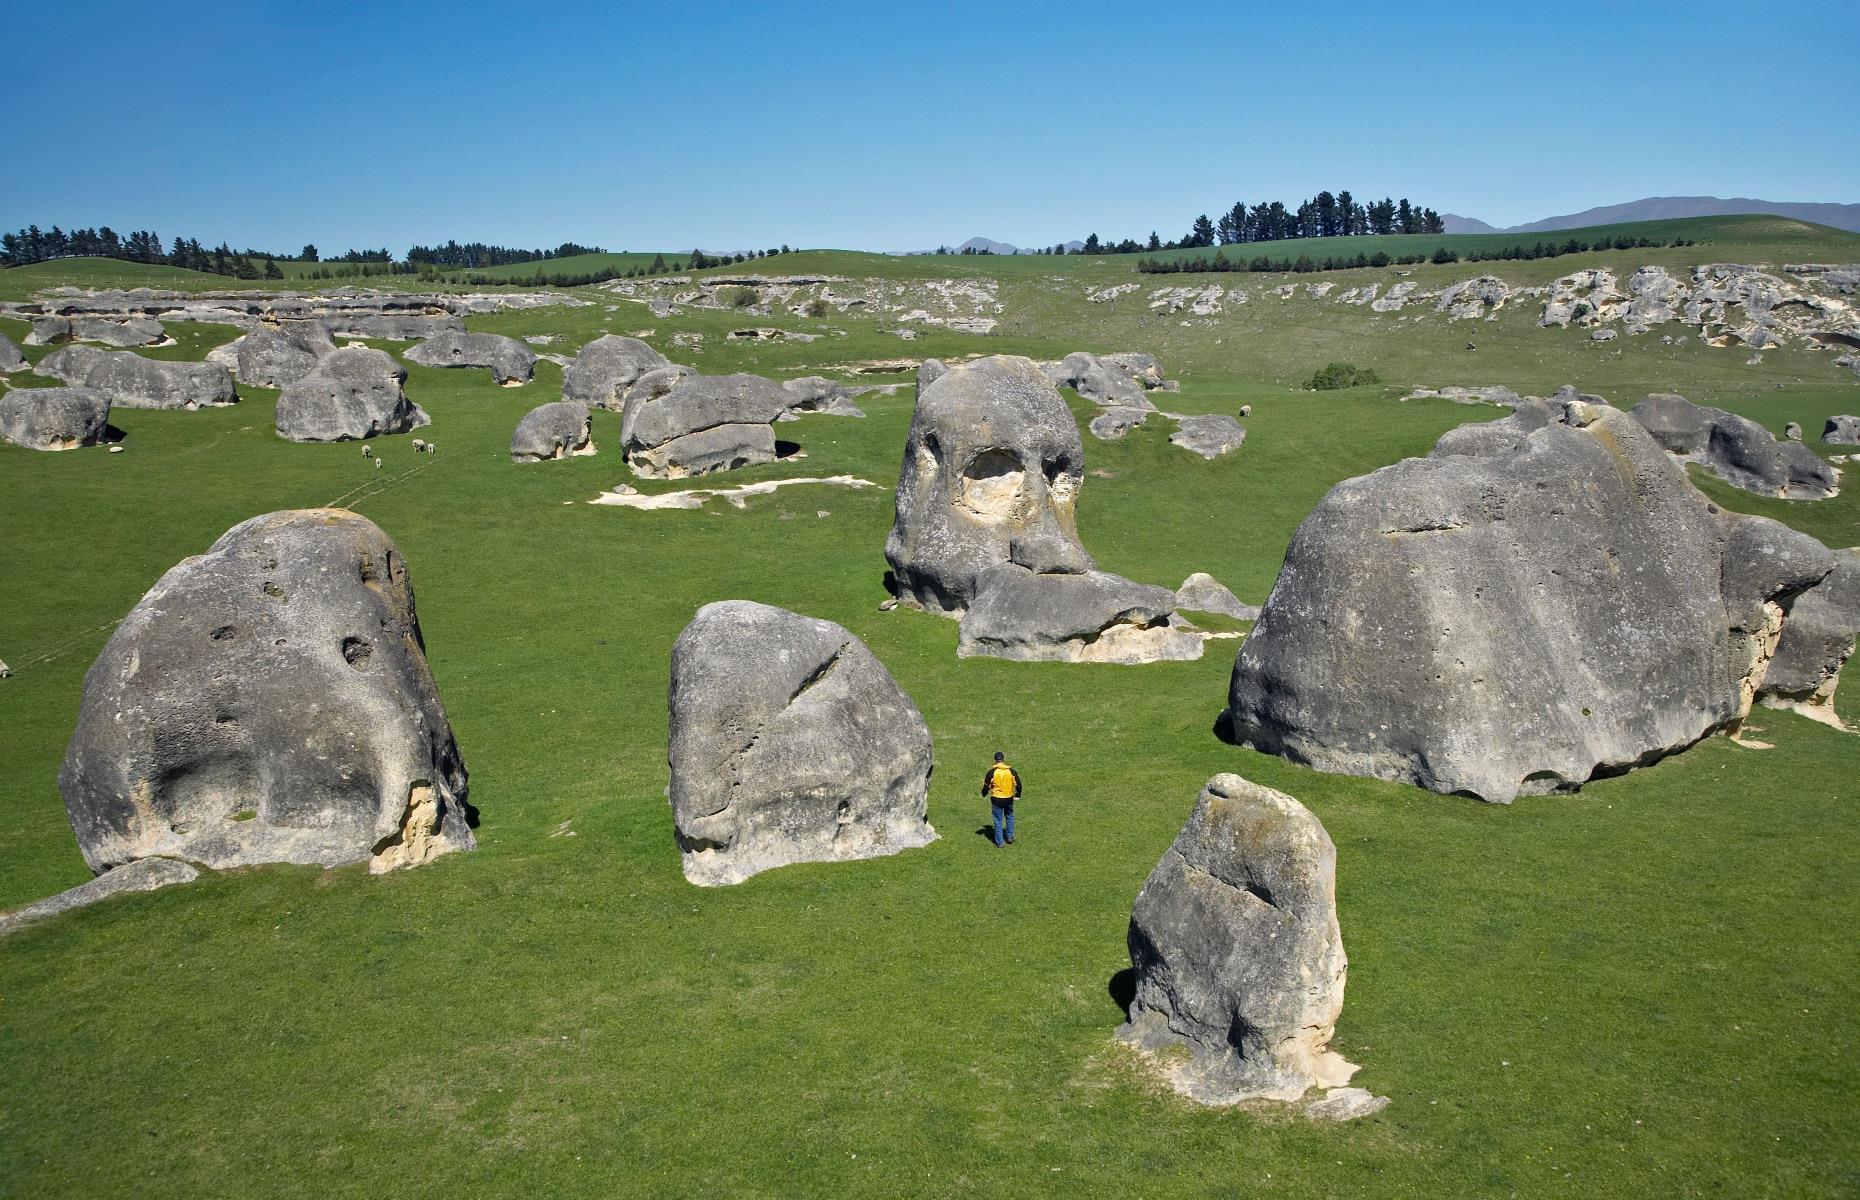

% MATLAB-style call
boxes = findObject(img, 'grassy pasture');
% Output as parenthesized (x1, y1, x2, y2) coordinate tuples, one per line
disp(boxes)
(0, 222, 1857, 1198)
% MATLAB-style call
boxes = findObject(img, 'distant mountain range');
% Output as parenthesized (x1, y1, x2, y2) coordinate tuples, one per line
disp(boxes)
(1448, 196, 1860, 235)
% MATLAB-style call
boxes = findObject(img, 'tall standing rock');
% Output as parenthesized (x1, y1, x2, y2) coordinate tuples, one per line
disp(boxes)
(562, 335, 670, 409)
(668, 601, 936, 886)
(1227, 401, 1834, 802)
(60, 509, 473, 874)
(276, 347, 429, 441)
(1119, 774, 1358, 1104)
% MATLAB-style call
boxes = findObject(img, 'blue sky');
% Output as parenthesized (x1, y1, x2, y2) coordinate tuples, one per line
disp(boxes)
(6, 0, 1857, 255)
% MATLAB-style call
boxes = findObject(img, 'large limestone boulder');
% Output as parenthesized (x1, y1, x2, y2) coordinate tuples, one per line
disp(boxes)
(0, 387, 111, 450)
(1170, 413, 1247, 459)
(1825, 415, 1860, 445)
(37, 345, 235, 410)
(668, 601, 936, 886)
(405, 331, 537, 385)
(563, 335, 670, 410)
(60, 509, 473, 874)
(779, 375, 865, 418)
(1631, 392, 1837, 500)
(1047, 351, 1153, 409)
(1118, 774, 1357, 1104)
(885, 355, 1094, 614)
(275, 347, 429, 442)
(1088, 406, 1148, 440)
(319, 313, 464, 341)
(620, 372, 790, 478)
(237, 321, 336, 388)
(28, 315, 168, 347)
(1758, 548, 1860, 728)
(510, 400, 594, 462)
(1226, 401, 1835, 802)
(0, 333, 28, 372)
(957, 564, 1202, 663)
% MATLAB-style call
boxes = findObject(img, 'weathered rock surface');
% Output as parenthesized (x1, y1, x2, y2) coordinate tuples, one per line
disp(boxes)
(668, 601, 936, 886)
(885, 355, 1092, 614)
(1758, 548, 1860, 728)
(510, 400, 594, 462)
(236, 321, 337, 388)
(1305, 1088, 1391, 1122)
(562, 335, 671, 410)
(1826, 416, 1860, 445)
(60, 509, 473, 874)
(1088, 406, 1149, 440)
(37, 345, 235, 410)
(1175, 572, 1260, 621)
(0, 333, 25, 372)
(779, 375, 865, 418)
(1435, 275, 1510, 319)
(27, 315, 168, 347)
(0, 386, 111, 450)
(1630, 392, 1838, 500)
(275, 347, 428, 442)
(1047, 351, 1152, 408)
(915, 358, 947, 400)
(957, 564, 1203, 663)
(1119, 774, 1357, 1104)
(1226, 401, 1835, 802)
(405, 331, 537, 385)
(1169, 413, 1247, 459)
(319, 312, 465, 341)
(620, 372, 790, 478)
(0, 857, 200, 937)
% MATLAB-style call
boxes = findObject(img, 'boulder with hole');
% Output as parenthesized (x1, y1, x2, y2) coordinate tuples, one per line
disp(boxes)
(668, 600, 936, 886)
(275, 347, 428, 442)
(1118, 773, 1358, 1104)
(1825, 415, 1860, 445)
(59, 508, 473, 874)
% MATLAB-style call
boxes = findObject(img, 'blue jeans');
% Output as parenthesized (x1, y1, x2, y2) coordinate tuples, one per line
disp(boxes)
(991, 802, 1015, 846)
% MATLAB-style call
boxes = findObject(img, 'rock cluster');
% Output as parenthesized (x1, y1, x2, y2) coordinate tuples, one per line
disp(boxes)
(1629, 392, 1838, 500)
(511, 400, 594, 462)
(37, 345, 235, 410)
(275, 347, 429, 442)
(0, 386, 111, 450)
(1119, 774, 1359, 1104)
(60, 509, 474, 874)
(26, 315, 169, 347)
(620, 371, 791, 478)
(1227, 399, 1838, 802)
(668, 601, 936, 886)
(405, 331, 537, 385)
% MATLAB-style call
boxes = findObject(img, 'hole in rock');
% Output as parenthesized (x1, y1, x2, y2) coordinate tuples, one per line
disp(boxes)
(960, 449, 1025, 517)
(341, 637, 373, 667)
(210, 625, 237, 641)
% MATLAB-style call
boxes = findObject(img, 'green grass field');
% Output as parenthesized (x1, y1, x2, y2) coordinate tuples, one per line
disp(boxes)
(1, 218, 1857, 1198)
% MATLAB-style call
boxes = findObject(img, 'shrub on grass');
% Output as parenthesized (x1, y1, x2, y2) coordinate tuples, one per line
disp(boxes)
(1308, 362, 1381, 390)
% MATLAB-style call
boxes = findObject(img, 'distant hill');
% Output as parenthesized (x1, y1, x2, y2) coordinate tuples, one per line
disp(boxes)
(957, 236, 1023, 255)
(1452, 196, 1860, 235)
(1441, 213, 1498, 234)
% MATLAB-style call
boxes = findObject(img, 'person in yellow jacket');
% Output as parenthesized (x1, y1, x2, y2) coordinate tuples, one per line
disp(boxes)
(982, 751, 1021, 847)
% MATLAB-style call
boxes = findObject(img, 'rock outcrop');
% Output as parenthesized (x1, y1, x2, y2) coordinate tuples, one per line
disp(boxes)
(1175, 572, 1260, 621)
(510, 400, 594, 462)
(237, 321, 336, 389)
(1047, 351, 1153, 409)
(1169, 413, 1247, 459)
(1226, 400, 1836, 802)
(779, 375, 865, 418)
(1088, 406, 1148, 440)
(0, 333, 26, 372)
(620, 372, 791, 478)
(1758, 548, 1860, 728)
(1630, 392, 1838, 500)
(37, 345, 235, 410)
(562, 335, 671, 410)
(956, 564, 1202, 663)
(914, 358, 947, 400)
(668, 601, 936, 886)
(1119, 774, 1358, 1104)
(1825, 416, 1860, 445)
(60, 509, 473, 874)
(0, 858, 200, 937)
(27, 315, 168, 347)
(405, 331, 537, 385)
(0, 387, 111, 450)
(275, 347, 429, 442)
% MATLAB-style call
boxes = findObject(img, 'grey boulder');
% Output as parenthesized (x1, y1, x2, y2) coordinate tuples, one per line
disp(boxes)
(1226, 402, 1835, 802)
(621, 371, 790, 478)
(0, 333, 28, 372)
(668, 600, 936, 886)
(60, 508, 473, 874)
(563, 335, 671, 410)
(885, 355, 1093, 614)
(957, 564, 1202, 663)
(779, 375, 865, 419)
(1118, 774, 1358, 1104)
(1170, 413, 1247, 459)
(1175, 572, 1260, 620)
(37, 345, 235, 410)
(405, 331, 537, 385)
(1088, 406, 1149, 440)
(1825, 416, 1860, 445)
(319, 313, 464, 341)
(1631, 392, 1837, 500)
(276, 347, 429, 442)
(236, 321, 336, 388)
(914, 358, 947, 400)
(0, 858, 200, 938)
(0, 386, 111, 450)
(1047, 351, 1153, 409)
(1758, 548, 1860, 728)
(28, 315, 168, 347)
(511, 400, 594, 462)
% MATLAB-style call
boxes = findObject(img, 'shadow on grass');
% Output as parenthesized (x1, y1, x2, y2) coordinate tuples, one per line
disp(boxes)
(1108, 967, 1136, 1018)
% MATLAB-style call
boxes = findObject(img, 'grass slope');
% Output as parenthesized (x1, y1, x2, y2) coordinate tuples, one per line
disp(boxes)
(0, 225, 1857, 1198)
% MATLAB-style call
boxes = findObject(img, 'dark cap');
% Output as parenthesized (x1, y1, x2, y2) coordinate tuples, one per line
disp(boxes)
(993, 751, 1005, 761)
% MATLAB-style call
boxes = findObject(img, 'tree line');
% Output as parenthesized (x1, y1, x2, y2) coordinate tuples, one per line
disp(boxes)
(1136, 233, 1696, 275)
(972, 193, 1450, 258)
(0, 223, 296, 277)
(404, 240, 606, 269)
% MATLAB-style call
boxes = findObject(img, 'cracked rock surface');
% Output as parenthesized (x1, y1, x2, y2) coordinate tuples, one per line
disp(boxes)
(668, 601, 935, 886)
(60, 509, 473, 875)
(1119, 773, 1357, 1104)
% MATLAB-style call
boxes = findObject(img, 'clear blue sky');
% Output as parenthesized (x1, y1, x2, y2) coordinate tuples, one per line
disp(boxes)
(7, 0, 1856, 255)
